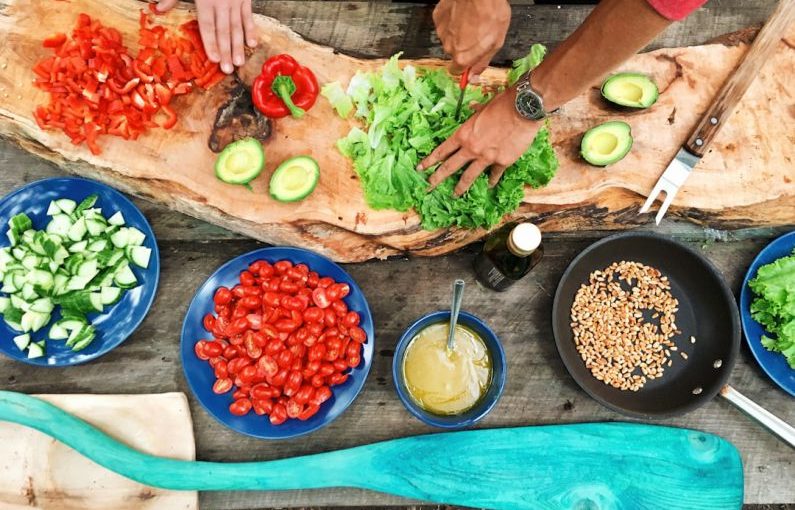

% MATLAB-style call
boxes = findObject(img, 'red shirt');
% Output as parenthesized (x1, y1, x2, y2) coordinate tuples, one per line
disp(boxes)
(647, 0, 707, 20)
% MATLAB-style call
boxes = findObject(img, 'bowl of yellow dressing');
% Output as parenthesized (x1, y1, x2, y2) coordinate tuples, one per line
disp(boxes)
(393, 310, 506, 428)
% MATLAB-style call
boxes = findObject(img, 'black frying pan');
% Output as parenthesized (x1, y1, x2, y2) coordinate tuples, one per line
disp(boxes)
(552, 233, 795, 446)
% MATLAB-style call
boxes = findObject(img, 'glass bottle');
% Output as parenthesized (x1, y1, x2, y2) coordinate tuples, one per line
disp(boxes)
(473, 222, 544, 291)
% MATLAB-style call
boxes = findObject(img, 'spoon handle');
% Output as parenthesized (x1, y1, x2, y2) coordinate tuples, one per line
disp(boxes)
(447, 279, 466, 350)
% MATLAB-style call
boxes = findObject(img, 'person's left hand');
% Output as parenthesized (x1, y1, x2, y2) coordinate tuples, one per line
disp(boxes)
(417, 88, 539, 196)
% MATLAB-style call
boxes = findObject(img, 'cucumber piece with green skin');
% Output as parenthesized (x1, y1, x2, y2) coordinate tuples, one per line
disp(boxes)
(0, 296, 9, 313)
(601, 73, 659, 108)
(100, 286, 122, 305)
(46, 214, 73, 237)
(269, 156, 320, 202)
(49, 322, 69, 340)
(214, 138, 265, 185)
(26, 341, 45, 359)
(8, 213, 32, 233)
(107, 211, 125, 226)
(13, 333, 30, 351)
(54, 199, 77, 215)
(580, 121, 633, 167)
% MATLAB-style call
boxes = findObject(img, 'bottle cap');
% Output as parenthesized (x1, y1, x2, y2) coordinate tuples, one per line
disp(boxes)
(508, 223, 541, 256)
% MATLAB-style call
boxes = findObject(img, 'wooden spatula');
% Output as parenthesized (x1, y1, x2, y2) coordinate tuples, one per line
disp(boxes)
(0, 391, 743, 510)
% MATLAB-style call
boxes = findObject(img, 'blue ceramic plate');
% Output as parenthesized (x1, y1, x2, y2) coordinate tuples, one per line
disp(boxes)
(740, 230, 795, 397)
(180, 247, 375, 439)
(0, 177, 160, 366)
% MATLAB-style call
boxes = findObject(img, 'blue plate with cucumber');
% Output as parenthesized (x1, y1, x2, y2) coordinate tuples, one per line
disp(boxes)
(0, 177, 159, 366)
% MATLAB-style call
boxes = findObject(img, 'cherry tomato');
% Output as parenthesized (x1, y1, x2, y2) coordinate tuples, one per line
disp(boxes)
(317, 277, 334, 288)
(232, 389, 249, 401)
(318, 363, 335, 377)
(203, 313, 216, 332)
(214, 359, 229, 379)
(294, 384, 314, 405)
(214, 287, 232, 305)
(326, 285, 341, 301)
(239, 365, 258, 385)
(227, 317, 249, 336)
(324, 309, 337, 327)
(307, 273, 319, 288)
(331, 283, 350, 299)
(194, 340, 209, 360)
(280, 279, 299, 294)
(297, 404, 320, 421)
(270, 403, 287, 425)
(285, 398, 303, 418)
(252, 399, 273, 416)
(229, 398, 252, 416)
(311, 386, 332, 406)
(312, 287, 330, 308)
(212, 378, 233, 394)
(343, 311, 360, 328)
(258, 263, 275, 278)
(347, 355, 361, 368)
(275, 319, 298, 333)
(204, 341, 223, 358)
(274, 260, 292, 274)
(246, 314, 262, 330)
(239, 295, 261, 309)
(331, 300, 348, 316)
(333, 359, 348, 372)
(271, 368, 288, 387)
(350, 326, 367, 344)
(310, 374, 326, 387)
(239, 271, 256, 286)
(303, 307, 323, 323)
(329, 373, 348, 386)
(244, 333, 262, 358)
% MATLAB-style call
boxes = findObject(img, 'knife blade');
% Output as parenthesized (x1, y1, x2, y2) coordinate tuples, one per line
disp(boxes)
(454, 68, 470, 121)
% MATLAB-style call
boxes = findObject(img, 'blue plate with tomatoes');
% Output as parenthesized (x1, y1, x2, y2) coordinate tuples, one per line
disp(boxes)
(180, 246, 375, 439)
(0, 177, 159, 366)
(740, 231, 795, 397)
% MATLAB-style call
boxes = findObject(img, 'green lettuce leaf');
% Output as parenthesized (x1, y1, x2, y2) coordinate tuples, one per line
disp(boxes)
(507, 44, 547, 86)
(328, 48, 558, 230)
(749, 249, 795, 369)
(321, 82, 354, 119)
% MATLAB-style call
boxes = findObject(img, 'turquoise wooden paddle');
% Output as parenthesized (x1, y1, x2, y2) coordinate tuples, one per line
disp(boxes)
(0, 391, 743, 509)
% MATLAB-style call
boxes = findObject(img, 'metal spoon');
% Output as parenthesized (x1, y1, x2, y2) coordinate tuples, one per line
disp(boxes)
(447, 279, 466, 352)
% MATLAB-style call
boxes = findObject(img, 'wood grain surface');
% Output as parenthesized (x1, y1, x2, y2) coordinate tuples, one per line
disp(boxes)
(0, 143, 793, 508)
(1, 0, 794, 262)
(0, 0, 793, 508)
(0, 393, 197, 510)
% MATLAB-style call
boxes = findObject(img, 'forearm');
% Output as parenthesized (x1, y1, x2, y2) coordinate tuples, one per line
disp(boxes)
(531, 0, 672, 111)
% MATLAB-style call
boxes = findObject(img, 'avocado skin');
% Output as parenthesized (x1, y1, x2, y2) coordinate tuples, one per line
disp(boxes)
(601, 72, 659, 109)
(580, 121, 633, 167)
(269, 156, 320, 203)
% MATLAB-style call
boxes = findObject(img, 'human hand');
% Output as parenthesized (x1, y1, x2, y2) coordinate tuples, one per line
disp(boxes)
(433, 0, 511, 81)
(417, 88, 539, 196)
(156, 0, 258, 74)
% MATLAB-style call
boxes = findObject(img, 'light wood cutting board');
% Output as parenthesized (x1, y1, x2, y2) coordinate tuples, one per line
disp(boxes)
(0, 393, 197, 510)
(0, 0, 793, 262)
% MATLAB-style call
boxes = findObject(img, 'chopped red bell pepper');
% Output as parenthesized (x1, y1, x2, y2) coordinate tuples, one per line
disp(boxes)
(251, 54, 319, 119)
(32, 11, 223, 154)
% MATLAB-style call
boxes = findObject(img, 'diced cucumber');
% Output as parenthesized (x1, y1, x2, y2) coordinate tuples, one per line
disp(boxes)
(27, 341, 45, 359)
(30, 297, 54, 314)
(77, 259, 99, 279)
(126, 227, 146, 247)
(99, 286, 122, 305)
(86, 219, 106, 237)
(74, 194, 98, 215)
(68, 240, 88, 253)
(87, 239, 108, 252)
(0, 296, 9, 313)
(21, 310, 49, 333)
(13, 333, 30, 351)
(49, 322, 69, 340)
(46, 201, 61, 216)
(20, 282, 37, 301)
(53, 273, 69, 295)
(21, 254, 40, 271)
(55, 198, 77, 215)
(8, 213, 33, 233)
(113, 263, 138, 289)
(107, 211, 125, 226)
(66, 275, 93, 291)
(59, 319, 87, 332)
(46, 214, 73, 237)
(53, 246, 69, 264)
(110, 228, 130, 248)
(4, 319, 22, 331)
(28, 269, 53, 292)
(0, 249, 13, 269)
(2, 273, 17, 293)
(7, 229, 18, 246)
(13, 273, 26, 291)
(11, 247, 25, 260)
(67, 217, 87, 242)
(65, 254, 85, 274)
(10, 294, 29, 312)
(71, 330, 96, 351)
(127, 246, 151, 269)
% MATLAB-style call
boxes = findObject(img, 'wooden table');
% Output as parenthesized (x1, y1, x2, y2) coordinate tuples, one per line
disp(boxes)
(1, 0, 793, 509)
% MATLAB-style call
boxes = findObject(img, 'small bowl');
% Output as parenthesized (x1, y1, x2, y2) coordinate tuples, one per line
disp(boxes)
(392, 310, 506, 428)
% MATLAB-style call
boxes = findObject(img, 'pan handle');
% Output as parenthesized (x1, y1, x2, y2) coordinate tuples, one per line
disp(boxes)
(720, 385, 795, 449)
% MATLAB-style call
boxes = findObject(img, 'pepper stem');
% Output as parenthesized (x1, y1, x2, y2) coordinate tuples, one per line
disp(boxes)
(271, 75, 305, 119)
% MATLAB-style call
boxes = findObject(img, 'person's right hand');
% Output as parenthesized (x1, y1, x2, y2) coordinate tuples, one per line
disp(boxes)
(156, 0, 258, 74)
(432, 0, 511, 82)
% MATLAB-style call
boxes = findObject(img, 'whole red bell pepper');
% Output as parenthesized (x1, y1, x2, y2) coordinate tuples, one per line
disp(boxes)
(251, 54, 319, 119)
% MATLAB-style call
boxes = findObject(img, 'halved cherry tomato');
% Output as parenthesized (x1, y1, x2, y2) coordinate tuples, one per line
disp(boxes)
(312, 288, 330, 308)
(229, 398, 252, 416)
(212, 378, 233, 394)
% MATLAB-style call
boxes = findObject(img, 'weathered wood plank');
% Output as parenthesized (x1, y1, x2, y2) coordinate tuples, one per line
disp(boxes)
(250, 0, 779, 59)
(0, 232, 792, 506)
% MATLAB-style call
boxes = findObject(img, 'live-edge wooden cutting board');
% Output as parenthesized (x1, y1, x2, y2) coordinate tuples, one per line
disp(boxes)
(0, 393, 197, 510)
(0, 0, 793, 262)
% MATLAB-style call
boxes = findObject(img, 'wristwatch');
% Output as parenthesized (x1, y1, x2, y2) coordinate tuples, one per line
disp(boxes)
(514, 71, 556, 121)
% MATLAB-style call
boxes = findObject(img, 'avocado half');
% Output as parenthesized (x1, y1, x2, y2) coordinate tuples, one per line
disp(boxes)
(269, 156, 320, 202)
(581, 121, 633, 167)
(601, 73, 659, 108)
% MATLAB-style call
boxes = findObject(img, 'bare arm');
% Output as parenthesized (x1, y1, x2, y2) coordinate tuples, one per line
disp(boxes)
(419, 0, 673, 196)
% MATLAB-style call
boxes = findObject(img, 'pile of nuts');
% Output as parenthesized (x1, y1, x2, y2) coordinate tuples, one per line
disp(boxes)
(570, 261, 680, 392)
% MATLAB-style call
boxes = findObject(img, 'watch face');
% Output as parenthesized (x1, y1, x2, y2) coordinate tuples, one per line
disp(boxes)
(515, 89, 545, 120)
